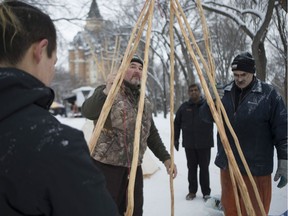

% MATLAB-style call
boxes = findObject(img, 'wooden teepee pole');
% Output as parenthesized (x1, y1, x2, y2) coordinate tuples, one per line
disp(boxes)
(88, 1, 152, 215)
(194, 0, 242, 214)
(217, 98, 266, 216)
(110, 36, 120, 74)
(195, 2, 266, 215)
(169, 1, 175, 215)
(171, 0, 256, 215)
(88, 0, 150, 154)
(125, 0, 155, 215)
(83, 34, 107, 81)
(195, 0, 215, 79)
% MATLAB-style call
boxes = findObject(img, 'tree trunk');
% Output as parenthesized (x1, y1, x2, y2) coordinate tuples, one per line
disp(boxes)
(174, 61, 182, 112)
(162, 61, 168, 118)
(252, 42, 267, 81)
(285, 64, 287, 105)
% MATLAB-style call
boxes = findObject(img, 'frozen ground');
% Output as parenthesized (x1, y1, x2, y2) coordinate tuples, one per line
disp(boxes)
(56, 115, 287, 216)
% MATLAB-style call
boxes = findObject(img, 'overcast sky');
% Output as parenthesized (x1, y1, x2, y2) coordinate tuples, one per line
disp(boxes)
(49, 0, 129, 68)
(52, 0, 127, 41)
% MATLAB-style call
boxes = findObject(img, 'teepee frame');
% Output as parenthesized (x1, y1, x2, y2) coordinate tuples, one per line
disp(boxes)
(87, 0, 266, 215)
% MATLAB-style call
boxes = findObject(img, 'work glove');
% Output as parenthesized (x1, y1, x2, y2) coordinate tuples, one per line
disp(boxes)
(274, 160, 287, 188)
(174, 140, 179, 151)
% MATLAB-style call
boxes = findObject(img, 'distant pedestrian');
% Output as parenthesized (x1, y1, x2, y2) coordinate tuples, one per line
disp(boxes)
(174, 83, 214, 201)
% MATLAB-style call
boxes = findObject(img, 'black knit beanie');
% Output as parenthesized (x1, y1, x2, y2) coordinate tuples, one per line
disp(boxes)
(130, 55, 143, 66)
(231, 52, 255, 73)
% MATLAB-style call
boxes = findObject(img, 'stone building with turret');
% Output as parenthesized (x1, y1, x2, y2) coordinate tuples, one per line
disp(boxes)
(68, 0, 133, 87)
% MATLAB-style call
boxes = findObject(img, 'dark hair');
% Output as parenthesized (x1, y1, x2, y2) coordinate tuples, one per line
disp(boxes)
(188, 83, 200, 91)
(0, 1, 56, 65)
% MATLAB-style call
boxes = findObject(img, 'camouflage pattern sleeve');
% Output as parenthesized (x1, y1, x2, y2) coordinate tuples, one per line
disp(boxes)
(147, 119, 170, 163)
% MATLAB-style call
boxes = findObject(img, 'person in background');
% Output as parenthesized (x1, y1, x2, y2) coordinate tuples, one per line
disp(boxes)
(174, 83, 214, 201)
(81, 55, 177, 216)
(0, 1, 118, 215)
(202, 51, 287, 215)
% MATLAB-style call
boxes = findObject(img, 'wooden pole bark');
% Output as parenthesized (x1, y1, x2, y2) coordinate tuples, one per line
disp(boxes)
(83, 34, 106, 81)
(195, 0, 243, 214)
(197, 0, 266, 212)
(196, 2, 242, 213)
(171, 0, 263, 215)
(87, 0, 266, 215)
(88, 0, 150, 153)
(110, 36, 120, 74)
(169, 1, 175, 215)
(125, 0, 155, 215)
(195, 0, 215, 79)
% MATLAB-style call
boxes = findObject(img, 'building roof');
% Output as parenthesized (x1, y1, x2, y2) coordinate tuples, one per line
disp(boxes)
(87, 0, 102, 19)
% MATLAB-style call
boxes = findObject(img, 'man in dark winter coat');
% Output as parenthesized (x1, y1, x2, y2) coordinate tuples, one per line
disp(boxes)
(81, 55, 177, 216)
(0, 1, 118, 216)
(174, 83, 214, 201)
(202, 52, 287, 216)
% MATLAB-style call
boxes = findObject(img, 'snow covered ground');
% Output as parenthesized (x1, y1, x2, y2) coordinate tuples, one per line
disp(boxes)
(56, 115, 287, 216)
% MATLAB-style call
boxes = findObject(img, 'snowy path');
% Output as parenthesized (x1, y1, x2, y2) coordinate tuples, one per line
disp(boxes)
(56, 115, 287, 216)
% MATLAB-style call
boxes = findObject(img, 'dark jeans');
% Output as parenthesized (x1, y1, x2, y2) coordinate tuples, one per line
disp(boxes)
(94, 160, 143, 216)
(185, 148, 211, 196)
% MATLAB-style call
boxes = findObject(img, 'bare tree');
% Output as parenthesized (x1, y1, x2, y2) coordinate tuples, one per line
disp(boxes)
(210, 16, 249, 85)
(266, 2, 287, 103)
(191, 0, 276, 81)
(50, 67, 75, 103)
(42, 0, 286, 113)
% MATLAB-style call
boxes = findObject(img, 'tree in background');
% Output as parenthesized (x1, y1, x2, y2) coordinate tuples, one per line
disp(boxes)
(35, 0, 286, 114)
(210, 16, 249, 85)
(186, 0, 287, 104)
(268, 2, 287, 104)
(198, 0, 274, 81)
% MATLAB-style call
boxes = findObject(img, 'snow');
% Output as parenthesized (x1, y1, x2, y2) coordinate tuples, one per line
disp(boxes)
(56, 115, 287, 216)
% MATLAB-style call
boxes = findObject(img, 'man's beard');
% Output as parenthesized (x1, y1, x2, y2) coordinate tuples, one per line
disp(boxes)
(130, 77, 141, 86)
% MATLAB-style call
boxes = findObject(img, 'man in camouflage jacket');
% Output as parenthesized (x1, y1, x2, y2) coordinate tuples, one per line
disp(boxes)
(82, 55, 177, 216)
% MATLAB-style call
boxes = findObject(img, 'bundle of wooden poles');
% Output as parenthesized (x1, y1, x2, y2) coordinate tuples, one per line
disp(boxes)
(87, 0, 266, 215)
(84, 33, 121, 81)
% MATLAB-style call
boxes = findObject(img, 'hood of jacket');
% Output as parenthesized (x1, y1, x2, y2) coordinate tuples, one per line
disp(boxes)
(0, 67, 54, 121)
